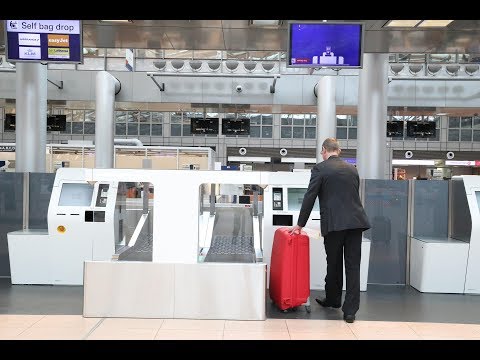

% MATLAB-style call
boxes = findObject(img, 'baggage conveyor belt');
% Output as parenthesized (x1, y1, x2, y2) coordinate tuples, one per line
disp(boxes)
(204, 207, 256, 263)
(117, 226, 153, 262)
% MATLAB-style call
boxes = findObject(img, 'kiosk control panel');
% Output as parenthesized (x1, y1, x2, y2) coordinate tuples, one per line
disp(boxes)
(272, 187, 283, 210)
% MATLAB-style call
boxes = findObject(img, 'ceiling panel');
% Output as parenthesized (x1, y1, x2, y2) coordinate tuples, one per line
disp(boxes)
(83, 20, 223, 28)
(164, 28, 225, 50)
(83, 25, 174, 49)
(223, 28, 286, 51)
(3, 20, 480, 55)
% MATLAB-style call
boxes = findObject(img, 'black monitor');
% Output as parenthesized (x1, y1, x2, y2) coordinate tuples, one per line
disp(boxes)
(4, 114, 15, 131)
(47, 115, 67, 131)
(386, 121, 404, 137)
(287, 21, 364, 68)
(406, 121, 436, 138)
(222, 118, 250, 136)
(190, 118, 219, 135)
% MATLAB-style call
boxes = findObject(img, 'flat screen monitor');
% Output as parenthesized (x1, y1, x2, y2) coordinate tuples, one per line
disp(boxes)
(288, 21, 364, 68)
(5, 20, 83, 64)
(47, 115, 67, 132)
(406, 121, 436, 138)
(238, 195, 251, 204)
(58, 183, 94, 207)
(387, 121, 404, 137)
(4, 114, 15, 131)
(222, 118, 250, 136)
(190, 118, 219, 135)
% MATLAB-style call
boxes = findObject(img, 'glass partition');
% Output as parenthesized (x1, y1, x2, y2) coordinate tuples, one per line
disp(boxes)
(28, 173, 55, 229)
(0, 172, 24, 276)
(450, 178, 472, 242)
(413, 180, 449, 238)
(364, 180, 409, 285)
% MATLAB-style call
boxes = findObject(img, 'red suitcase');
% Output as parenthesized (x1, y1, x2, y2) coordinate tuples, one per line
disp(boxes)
(269, 227, 311, 312)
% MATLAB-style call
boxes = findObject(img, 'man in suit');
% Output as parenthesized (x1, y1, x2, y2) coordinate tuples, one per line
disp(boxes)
(290, 137, 370, 323)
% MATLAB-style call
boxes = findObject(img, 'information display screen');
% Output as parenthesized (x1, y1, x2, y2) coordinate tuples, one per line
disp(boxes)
(58, 183, 94, 207)
(287, 188, 319, 211)
(288, 21, 364, 68)
(5, 20, 83, 64)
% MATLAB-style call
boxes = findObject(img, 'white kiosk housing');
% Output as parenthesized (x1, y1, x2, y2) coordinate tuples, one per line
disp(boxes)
(8, 168, 372, 320)
(8, 169, 119, 285)
(410, 175, 480, 294)
(262, 171, 371, 292)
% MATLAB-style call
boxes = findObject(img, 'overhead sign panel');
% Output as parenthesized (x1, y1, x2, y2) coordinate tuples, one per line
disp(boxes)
(5, 20, 83, 64)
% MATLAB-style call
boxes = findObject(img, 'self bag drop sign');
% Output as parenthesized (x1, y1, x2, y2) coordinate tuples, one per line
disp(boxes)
(5, 20, 83, 64)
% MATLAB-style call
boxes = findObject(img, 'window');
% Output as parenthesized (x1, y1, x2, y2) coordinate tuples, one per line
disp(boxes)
(115, 111, 127, 136)
(71, 110, 85, 135)
(336, 115, 357, 140)
(82, 110, 95, 135)
(170, 112, 196, 137)
(281, 114, 317, 139)
(247, 113, 272, 138)
(449, 115, 478, 142)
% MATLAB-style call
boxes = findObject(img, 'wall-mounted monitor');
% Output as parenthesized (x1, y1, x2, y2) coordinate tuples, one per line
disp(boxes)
(287, 21, 364, 68)
(387, 121, 404, 137)
(47, 115, 67, 132)
(4, 114, 16, 131)
(4, 114, 67, 132)
(190, 118, 219, 135)
(5, 20, 83, 64)
(406, 121, 436, 138)
(222, 118, 250, 136)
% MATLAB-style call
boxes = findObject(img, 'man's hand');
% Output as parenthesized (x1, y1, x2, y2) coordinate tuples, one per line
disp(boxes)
(289, 225, 303, 235)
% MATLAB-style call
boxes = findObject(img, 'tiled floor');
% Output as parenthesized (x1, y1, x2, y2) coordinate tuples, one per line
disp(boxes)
(2, 315, 480, 340)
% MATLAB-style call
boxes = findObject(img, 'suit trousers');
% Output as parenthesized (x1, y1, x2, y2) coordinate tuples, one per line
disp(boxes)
(323, 229, 362, 315)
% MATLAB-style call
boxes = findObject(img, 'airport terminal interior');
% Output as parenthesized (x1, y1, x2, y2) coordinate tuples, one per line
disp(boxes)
(2, 19, 480, 340)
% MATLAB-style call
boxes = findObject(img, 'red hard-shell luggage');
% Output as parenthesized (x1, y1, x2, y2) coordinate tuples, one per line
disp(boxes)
(269, 227, 311, 313)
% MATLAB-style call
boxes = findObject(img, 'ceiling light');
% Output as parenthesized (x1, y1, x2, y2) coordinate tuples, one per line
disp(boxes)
(417, 20, 453, 27)
(249, 20, 282, 27)
(385, 20, 422, 28)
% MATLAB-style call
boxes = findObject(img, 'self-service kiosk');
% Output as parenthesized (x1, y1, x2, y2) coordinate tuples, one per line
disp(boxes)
(262, 171, 371, 292)
(8, 169, 120, 285)
(410, 175, 480, 294)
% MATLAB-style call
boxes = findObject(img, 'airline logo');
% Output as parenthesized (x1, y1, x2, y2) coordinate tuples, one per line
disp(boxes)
(18, 33, 40, 46)
(48, 34, 69, 47)
(48, 47, 70, 59)
(19, 46, 41, 60)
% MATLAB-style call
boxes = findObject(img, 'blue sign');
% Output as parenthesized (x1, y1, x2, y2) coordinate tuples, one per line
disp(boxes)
(5, 20, 83, 64)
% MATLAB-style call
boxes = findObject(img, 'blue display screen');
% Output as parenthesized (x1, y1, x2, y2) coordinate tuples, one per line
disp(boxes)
(5, 20, 83, 64)
(288, 22, 363, 68)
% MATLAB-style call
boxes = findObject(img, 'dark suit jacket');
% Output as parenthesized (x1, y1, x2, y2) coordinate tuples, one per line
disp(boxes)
(297, 156, 371, 237)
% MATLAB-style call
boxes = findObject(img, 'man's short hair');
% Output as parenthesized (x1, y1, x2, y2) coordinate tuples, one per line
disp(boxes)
(322, 137, 341, 153)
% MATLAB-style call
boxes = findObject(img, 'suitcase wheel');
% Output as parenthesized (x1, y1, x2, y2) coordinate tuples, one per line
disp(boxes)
(305, 305, 311, 313)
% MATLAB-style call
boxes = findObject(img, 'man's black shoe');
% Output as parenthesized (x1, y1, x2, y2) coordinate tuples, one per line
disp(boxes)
(343, 314, 355, 323)
(315, 297, 341, 308)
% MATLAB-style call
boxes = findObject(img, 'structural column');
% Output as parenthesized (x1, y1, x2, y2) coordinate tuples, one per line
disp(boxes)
(315, 76, 336, 162)
(95, 71, 120, 168)
(356, 53, 389, 179)
(15, 63, 47, 172)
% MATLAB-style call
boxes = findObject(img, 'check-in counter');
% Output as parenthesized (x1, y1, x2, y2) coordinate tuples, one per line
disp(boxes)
(409, 176, 480, 294)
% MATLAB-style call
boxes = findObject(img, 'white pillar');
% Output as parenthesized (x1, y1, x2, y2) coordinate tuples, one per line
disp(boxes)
(356, 53, 389, 179)
(15, 63, 47, 172)
(315, 76, 336, 162)
(95, 71, 120, 169)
